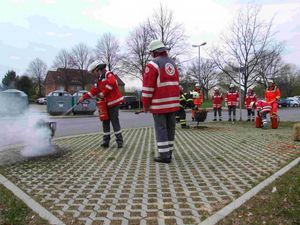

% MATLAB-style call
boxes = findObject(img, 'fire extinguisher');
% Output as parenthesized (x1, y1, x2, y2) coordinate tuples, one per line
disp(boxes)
(97, 99, 109, 121)
(271, 113, 278, 129)
(255, 115, 262, 128)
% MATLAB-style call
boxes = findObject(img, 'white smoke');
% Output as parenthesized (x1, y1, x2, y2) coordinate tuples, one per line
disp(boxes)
(0, 93, 55, 157)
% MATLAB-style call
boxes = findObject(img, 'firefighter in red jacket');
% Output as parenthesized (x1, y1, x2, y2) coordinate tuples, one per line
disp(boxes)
(265, 80, 280, 115)
(191, 83, 203, 121)
(225, 84, 239, 121)
(142, 40, 180, 163)
(212, 87, 223, 121)
(250, 100, 272, 129)
(78, 60, 124, 148)
(244, 88, 257, 121)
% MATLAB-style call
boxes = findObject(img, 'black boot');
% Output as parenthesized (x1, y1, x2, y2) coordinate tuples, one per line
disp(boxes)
(213, 118, 217, 121)
(228, 118, 232, 122)
(117, 143, 123, 149)
(101, 143, 109, 148)
(154, 152, 171, 163)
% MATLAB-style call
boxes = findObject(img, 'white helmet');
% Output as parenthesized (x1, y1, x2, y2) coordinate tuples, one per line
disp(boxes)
(149, 40, 170, 52)
(214, 87, 219, 91)
(88, 60, 106, 73)
(229, 84, 235, 88)
(192, 91, 199, 99)
(195, 83, 200, 87)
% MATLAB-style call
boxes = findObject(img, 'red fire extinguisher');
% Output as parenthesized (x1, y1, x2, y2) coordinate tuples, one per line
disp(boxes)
(255, 115, 262, 128)
(97, 99, 109, 121)
(271, 113, 278, 129)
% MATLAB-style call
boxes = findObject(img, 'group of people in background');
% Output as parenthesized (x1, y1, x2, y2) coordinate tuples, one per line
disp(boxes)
(80, 38, 281, 164)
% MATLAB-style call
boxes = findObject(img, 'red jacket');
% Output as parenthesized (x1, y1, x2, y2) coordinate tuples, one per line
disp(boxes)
(83, 70, 123, 108)
(255, 100, 272, 114)
(245, 93, 257, 109)
(193, 88, 203, 106)
(142, 56, 180, 114)
(212, 93, 223, 108)
(225, 91, 239, 106)
(265, 87, 280, 103)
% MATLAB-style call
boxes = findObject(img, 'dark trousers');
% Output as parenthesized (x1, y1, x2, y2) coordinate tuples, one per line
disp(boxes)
(213, 108, 222, 119)
(228, 106, 236, 119)
(153, 112, 176, 159)
(177, 107, 187, 127)
(102, 105, 123, 145)
(247, 109, 255, 120)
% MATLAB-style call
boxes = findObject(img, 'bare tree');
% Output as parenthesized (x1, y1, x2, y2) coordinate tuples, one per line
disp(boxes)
(255, 43, 284, 87)
(71, 43, 94, 89)
(95, 33, 121, 72)
(276, 64, 300, 97)
(52, 49, 73, 92)
(147, 4, 188, 58)
(27, 58, 47, 97)
(122, 23, 151, 81)
(210, 3, 282, 98)
(188, 58, 218, 99)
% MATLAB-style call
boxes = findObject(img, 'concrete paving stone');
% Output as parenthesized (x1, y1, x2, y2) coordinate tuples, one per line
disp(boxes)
(0, 124, 299, 224)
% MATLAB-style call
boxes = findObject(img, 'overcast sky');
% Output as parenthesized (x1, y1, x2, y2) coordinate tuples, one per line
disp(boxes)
(0, 0, 299, 89)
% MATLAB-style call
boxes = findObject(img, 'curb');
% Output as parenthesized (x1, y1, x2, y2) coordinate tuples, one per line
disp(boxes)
(200, 157, 300, 225)
(0, 174, 65, 225)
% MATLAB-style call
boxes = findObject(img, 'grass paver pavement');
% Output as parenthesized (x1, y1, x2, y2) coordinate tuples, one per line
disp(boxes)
(0, 122, 299, 225)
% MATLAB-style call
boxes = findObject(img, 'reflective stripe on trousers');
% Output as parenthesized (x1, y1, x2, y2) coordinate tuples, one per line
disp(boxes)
(102, 105, 123, 145)
(153, 112, 176, 157)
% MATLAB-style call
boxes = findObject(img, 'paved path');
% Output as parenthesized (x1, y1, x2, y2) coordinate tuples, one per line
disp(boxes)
(0, 123, 300, 224)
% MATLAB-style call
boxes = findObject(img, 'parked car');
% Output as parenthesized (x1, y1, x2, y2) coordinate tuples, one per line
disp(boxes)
(286, 97, 300, 107)
(36, 97, 47, 104)
(293, 96, 300, 102)
(119, 96, 141, 109)
(278, 98, 290, 107)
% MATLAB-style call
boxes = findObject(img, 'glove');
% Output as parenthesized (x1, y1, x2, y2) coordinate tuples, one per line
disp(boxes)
(78, 96, 84, 104)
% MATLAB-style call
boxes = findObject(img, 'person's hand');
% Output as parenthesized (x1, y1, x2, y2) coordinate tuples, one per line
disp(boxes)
(78, 96, 84, 104)
(99, 92, 104, 99)
(143, 107, 150, 113)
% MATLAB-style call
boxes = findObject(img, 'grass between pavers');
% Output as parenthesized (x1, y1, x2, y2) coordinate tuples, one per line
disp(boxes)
(218, 160, 300, 225)
(0, 183, 48, 225)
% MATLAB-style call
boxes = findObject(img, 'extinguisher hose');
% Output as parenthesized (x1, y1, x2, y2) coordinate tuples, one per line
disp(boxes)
(64, 102, 81, 116)
(277, 114, 280, 127)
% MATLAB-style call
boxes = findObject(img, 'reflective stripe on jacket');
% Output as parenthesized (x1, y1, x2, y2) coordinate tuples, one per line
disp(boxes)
(142, 56, 180, 114)
(83, 70, 123, 108)
(225, 91, 239, 106)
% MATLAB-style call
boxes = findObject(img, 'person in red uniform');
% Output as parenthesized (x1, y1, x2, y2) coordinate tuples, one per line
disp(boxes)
(212, 87, 223, 121)
(142, 40, 180, 163)
(225, 84, 239, 121)
(265, 80, 280, 115)
(244, 88, 257, 121)
(78, 60, 124, 148)
(191, 83, 203, 121)
(250, 100, 272, 128)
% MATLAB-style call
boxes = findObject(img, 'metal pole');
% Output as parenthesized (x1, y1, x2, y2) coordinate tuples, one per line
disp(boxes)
(239, 67, 242, 121)
(198, 46, 201, 85)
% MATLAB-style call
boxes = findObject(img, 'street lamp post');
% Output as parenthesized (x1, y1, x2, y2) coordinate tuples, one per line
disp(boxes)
(192, 42, 207, 85)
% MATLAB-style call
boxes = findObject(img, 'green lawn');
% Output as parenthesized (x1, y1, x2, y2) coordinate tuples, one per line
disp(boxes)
(0, 183, 47, 225)
(219, 161, 300, 225)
